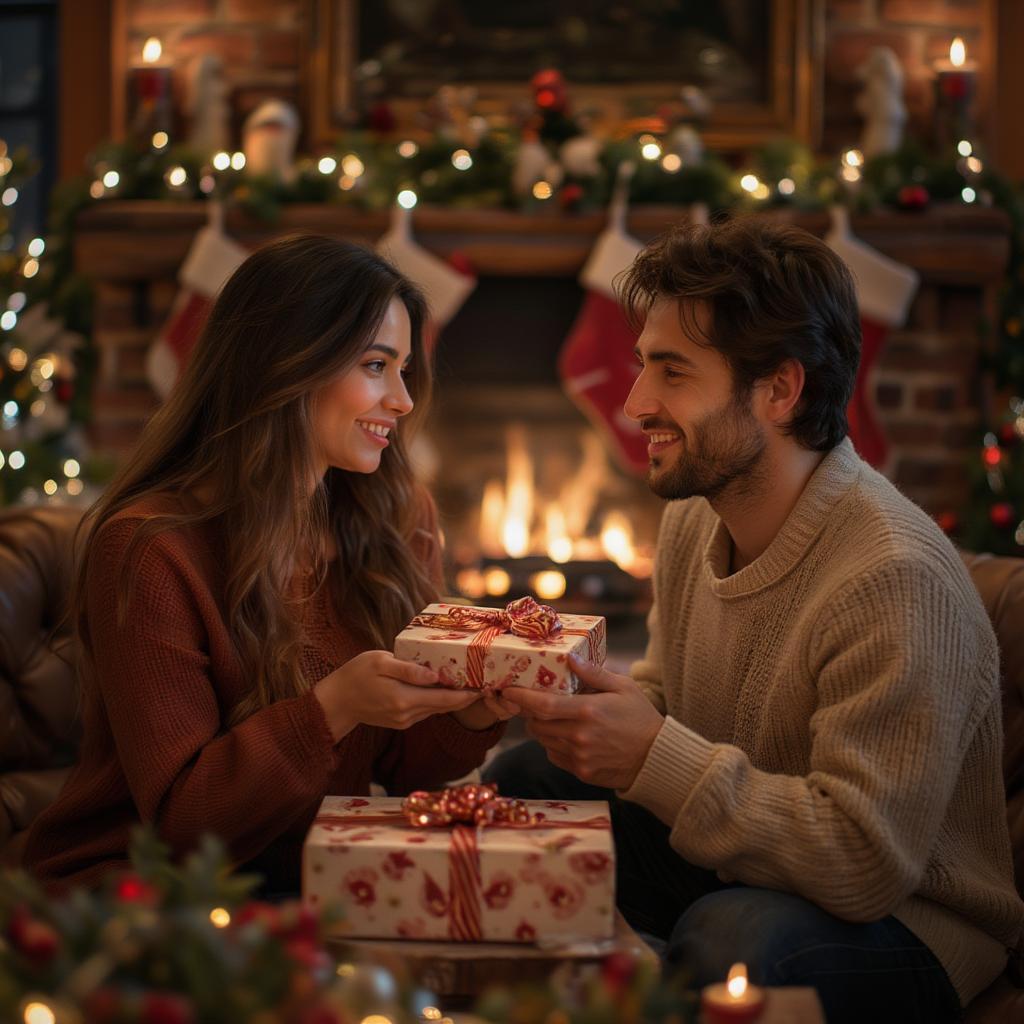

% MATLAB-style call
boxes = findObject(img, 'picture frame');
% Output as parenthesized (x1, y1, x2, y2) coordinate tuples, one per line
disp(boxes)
(305, 0, 823, 151)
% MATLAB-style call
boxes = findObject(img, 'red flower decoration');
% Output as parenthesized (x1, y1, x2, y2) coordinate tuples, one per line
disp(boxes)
(422, 872, 449, 917)
(544, 877, 584, 918)
(535, 665, 557, 688)
(569, 851, 612, 883)
(483, 872, 516, 909)
(515, 920, 537, 942)
(343, 868, 379, 907)
(382, 850, 416, 880)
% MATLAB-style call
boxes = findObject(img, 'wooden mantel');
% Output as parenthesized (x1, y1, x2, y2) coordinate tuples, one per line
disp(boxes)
(75, 202, 1010, 283)
(74, 202, 1010, 517)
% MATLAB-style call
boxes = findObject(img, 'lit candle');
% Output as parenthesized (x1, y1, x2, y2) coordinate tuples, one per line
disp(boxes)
(129, 36, 173, 143)
(933, 37, 977, 149)
(701, 963, 766, 1024)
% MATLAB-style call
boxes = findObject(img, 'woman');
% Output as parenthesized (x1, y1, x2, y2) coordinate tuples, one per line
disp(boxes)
(25, 235, 507, 893)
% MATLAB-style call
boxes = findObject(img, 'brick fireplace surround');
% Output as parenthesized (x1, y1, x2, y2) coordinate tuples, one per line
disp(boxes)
(77, 202, 1009, 523)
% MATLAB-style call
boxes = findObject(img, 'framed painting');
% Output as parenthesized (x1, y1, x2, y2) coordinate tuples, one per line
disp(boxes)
(306, 0, 823, 150)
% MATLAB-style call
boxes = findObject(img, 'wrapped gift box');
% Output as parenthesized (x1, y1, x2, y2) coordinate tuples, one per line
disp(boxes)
(393, 597, 606, 693)
(303, 793, 615, 943)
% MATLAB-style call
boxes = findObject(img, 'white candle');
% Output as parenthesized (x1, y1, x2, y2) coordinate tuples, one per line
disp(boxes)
(701, 963, 766, 1024)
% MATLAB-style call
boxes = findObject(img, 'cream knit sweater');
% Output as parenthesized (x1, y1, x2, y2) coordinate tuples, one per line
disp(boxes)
(622, 439, 1024, 1006)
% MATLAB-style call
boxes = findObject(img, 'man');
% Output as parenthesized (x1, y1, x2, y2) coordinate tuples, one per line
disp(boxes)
(486, 219, 1023, 1023)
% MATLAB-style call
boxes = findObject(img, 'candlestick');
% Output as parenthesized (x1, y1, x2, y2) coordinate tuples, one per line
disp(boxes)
(701, 963, 766, 1024)
(933, 36, 977, 150)
(128, 36, 173, 145)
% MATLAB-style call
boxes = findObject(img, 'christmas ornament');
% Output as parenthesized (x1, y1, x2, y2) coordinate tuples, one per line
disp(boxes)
(825, 205, 919, 468)
(991, 502, 1015, 529)
(897, 183, 930, 210)
(147, 203, 247, 399)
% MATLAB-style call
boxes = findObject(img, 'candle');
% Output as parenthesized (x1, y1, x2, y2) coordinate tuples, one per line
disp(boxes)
(933, 37, 977, 149)
(128, 36, 173, 144)
(701, 963, 766, 1024)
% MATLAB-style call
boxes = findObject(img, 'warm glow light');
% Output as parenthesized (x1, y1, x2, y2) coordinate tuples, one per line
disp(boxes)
(958, 139, 973, 157)
(452, 149, 473, 170)
(27, 238, 45, 258)
(67, 479, 84, 496)
(8, 291, 26, 311)
(142, 37, 163, 63)
(63, 459, 80, 478)
(661, 153, 682, 173)
(842, 148, 864, 168)
(9, 450, 25, 470)
(152, 131, 169, 149)
(752, 183, 770, 200)
(3, 400, 17, 418)
(421, 1009, 443, 1021)
(545, 505, 573, 564)
(962, 186, 977, 203)
(102, 170, 120, 188)
(337, 962, 356, 977)
(30, 400, 45, 417)
(36, 357, 55, 379)
(841, 165, 862, 183)
(641, 142, 662, 160)
(950, 37, 966, 68)
(209, 907, 231, 927)
(397, 189, 418, 209)
(8, 347, 27, 370)
(231, 151, 246, 170)
(480, 479, 506, 557)
(167, 166, 187, 187)
(531, 570, 566, 601)
(89, 181, 105, 199)
(601, 510, 635, 570)
(532, 180, 553, 200)
(483, 567, 511, 597)
(502, 424, 533, 558)
(318, 156, 338, 175)
(2, 187, 18, 206)
(339, 175, 356, 191)
(740, 174, 760, 193)
(778, 177, 796, 195)
(454, 567, 486, 600)
(726, 963, 749, 999)
(361, 1016, 393, 1024)
(23, 1002, 56, 1024)
(43, 479, 57, 495)
(398, 140, 419, 158)
(22, 258, 39, 278)
(0, 310, 15, 331)
(342, 154, 365, 177)
(966, 156, 983, 174)
(213, 151, 231, 170)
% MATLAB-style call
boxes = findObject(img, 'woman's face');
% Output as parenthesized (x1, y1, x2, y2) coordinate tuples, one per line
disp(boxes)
(312, 298, 414, 476)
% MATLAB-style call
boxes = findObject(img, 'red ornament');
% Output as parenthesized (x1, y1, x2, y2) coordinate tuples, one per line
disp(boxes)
(139, 992, 197, 1024)
(114, 873, 161, 906)
(601, 950, 638, 995)
(531, 69, 568, 114)
(983, 445, 1003, 468)
(990, 502, 1015, 529)
(897, 184, 930, 210)
(936, 511, 959, 535)
(559, 182, 584, 210)
(366, 102, 396, 135)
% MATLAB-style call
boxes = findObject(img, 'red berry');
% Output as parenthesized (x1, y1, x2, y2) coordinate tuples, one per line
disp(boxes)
(114, 873, 161, 906)
(897, 184, 930, 210)
(139, 991, 196, 1024)
(990, 502, 1016, 529)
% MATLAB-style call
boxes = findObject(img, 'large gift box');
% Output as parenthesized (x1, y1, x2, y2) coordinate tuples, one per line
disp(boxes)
(303, 786, 616, 943)
(393, 597, 606, 693)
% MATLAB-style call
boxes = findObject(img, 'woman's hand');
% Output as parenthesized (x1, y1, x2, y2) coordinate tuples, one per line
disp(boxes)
(450, 692, 520, 731)
(313, 650, 480, 742)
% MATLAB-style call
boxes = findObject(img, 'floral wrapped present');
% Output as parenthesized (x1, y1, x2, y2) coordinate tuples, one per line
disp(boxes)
(393, 596, 606, 693)
(303, 784, 615, 943)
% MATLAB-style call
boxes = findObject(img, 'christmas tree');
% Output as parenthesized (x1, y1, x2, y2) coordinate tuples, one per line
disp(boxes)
(0, 138, 96, 507)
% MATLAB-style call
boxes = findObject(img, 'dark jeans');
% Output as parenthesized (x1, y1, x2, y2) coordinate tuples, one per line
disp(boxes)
(485, 740, 963, 1024)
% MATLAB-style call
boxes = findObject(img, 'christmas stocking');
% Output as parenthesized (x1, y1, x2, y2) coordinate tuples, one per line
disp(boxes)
(376, 204, 476, 352)
(147, 205, 247, 399)
(826, 206, 918, 469)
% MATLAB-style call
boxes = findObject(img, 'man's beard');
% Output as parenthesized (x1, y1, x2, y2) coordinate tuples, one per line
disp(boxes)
(646, 391, 767, 502)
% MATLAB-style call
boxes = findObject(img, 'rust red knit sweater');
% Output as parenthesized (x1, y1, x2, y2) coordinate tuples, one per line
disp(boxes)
(24, 492, 503, 893)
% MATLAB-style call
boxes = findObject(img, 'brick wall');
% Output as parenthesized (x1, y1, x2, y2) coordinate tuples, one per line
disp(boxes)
(121, 0, 994, 154)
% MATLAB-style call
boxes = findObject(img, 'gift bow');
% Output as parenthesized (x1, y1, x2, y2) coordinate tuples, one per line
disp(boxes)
(402, 782, 540, 828)
(410, 595, 562, 642)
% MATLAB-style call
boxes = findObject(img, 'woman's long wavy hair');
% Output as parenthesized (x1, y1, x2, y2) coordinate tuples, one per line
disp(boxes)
(72, 234, 437, 725)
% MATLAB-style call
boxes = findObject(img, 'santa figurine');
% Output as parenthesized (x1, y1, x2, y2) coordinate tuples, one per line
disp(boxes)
(242, 99, 300, 181)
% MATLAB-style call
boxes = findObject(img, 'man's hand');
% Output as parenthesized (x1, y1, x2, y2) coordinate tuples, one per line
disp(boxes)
(450, 693, 518, 731)
(497, 655, 664, 790)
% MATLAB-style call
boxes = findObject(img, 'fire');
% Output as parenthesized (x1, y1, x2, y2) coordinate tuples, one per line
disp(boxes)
(726, 963, 749, 998)
(949, 37, 966, 68)
(472, 422, 653, 583)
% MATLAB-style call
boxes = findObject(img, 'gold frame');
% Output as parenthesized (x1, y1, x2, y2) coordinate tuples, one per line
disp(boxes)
(306, 0, 823, 151)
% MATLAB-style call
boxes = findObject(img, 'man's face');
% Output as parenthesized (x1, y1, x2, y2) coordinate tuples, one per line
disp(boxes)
(624, 297, 767, 502)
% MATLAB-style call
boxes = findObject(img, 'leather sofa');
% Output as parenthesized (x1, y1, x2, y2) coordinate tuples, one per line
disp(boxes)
(0, 506, 1021, 1018)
